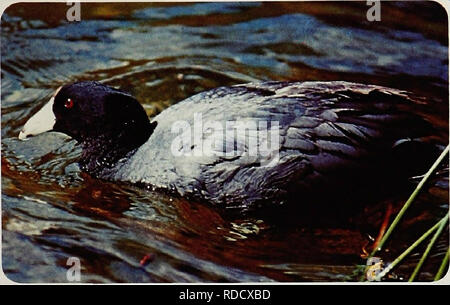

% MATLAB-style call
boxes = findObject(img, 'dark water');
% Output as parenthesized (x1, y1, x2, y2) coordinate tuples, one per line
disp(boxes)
(1, 2, 449, 283)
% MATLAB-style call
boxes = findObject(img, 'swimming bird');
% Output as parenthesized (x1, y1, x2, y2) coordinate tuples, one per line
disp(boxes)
(18, 81, 439, 214)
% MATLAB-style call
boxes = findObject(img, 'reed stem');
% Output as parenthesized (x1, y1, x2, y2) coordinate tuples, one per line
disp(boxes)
(370, 145, 449, 257)
(375, 214, 448, 281)
(408, 214, 448, 281)
(434, 248, 450, 281)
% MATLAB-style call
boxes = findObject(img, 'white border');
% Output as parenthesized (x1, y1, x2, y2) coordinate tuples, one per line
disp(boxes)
(0, 0, 449, 285)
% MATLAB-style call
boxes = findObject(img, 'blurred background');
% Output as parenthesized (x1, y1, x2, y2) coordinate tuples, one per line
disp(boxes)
(1, 1, 448, 282)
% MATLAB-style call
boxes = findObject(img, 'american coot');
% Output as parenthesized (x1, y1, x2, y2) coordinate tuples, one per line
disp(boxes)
(19, 81, 439, 213)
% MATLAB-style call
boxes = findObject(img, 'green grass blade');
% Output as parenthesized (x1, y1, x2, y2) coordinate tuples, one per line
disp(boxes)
(408, 215, 448, 282)
(370, 144, 450, 257)
(374, 214, 448, 281)
(434, 248, 450, 281)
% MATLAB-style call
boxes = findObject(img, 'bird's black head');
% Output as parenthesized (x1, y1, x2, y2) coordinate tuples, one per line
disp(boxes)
(51, 81, 153, 143)
(19, 81, 156, 175)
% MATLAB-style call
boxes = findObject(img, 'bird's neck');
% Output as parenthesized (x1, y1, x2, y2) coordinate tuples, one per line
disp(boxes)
(78, 135, 131, 178)
(78, 126, 153, 178)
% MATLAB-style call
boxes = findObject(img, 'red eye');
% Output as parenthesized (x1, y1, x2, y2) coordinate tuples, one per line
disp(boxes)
(64, 98, 74, 109)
